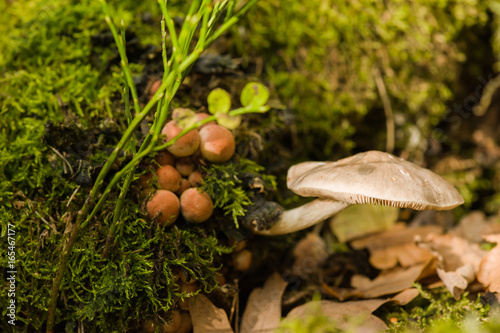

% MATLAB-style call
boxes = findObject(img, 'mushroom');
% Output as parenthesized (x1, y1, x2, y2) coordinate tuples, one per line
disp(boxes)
(180, 188, 214, 223)
(147, 190, 180, 226)
(162, 120, 201, 157)
(176, 178, 191, 195)
(163, 310, 183, 333)
(195, 112, 216, 128)
(175, 157, 196, 177)
(188, 171, 203, 187)
(252, 150, 464, 236)
(199, 124, 235, 163)
(155, 149, 176, 166)
(233, 249, 253, 271)
(157, 165, 182, 192)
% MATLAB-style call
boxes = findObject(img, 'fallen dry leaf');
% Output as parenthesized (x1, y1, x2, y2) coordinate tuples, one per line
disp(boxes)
(421, 233, 487, 299)
(189, 294, 233, 333)
(370, 243, 434, 270)
(330, 204, 399, 243)
(292, 232, 329, 278)
(436, 264, 476, 300)
(240, 272, 288, 333)
(451, 211, 498, 243)
(283, 299, 389, 332)
(351, 224, 441, 270)
(477, 234, 500, 293)
(423, 234, 486, 272)
(350, 259, 436, 298)
(321, 284, 365, 301)
(390, 288, 420, 305)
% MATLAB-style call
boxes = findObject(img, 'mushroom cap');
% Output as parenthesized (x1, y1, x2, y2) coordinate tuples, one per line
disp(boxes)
(287, 151, 464, 210)
(162, 120, 200, 157)
(146, 190, 180, 226)
(156, 165, 182, 192)
(180, 188, 214, 223)
(199, 124, 235, 163)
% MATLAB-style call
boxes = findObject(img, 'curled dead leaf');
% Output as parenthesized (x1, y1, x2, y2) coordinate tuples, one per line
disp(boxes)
(292, 233, 329, 277)
(350, 259, 436, 298)
(477, 234, 500, 293)
(436, 264, 476, 300)
(240, 272, 288, 333)
(390, 288, 420, 306)
(283, 299, 389, 332)
(421, 233, 487, 299)
(189, 294, 233, 333)
(351, 224, 441, 270)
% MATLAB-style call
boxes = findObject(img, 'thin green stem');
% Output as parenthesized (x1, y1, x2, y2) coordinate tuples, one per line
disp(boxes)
(103, 29, 138, 258)
(224, 0, 236, 22)
(160, 14, 169, 74)
(158, 0, 179, 80)
(100, 0, 140, 115)
(206, 0, 259, 47)
(47, 1, 261, 330)
(102, 171, 134, 259)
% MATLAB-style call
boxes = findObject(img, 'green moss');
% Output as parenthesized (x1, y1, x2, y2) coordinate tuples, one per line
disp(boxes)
(383, 285, 498, 333)
(201, 158, 277, 227)
(66, 205, 231, 331)
(237, 0, 489, 159)
(0, 0, 237, 331)
(277, 286, 500, 333)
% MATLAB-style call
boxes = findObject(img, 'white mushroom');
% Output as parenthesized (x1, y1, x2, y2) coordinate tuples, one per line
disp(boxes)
(253, 151, 464, 236)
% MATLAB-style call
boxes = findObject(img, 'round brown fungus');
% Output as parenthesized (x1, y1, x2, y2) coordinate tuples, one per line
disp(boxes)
(180, 188, 214, 223)
(199, 124, 235, 163)
(146, 190, 180, 226)
(156, 165, 182, 192)
(162, 120, 200, 157)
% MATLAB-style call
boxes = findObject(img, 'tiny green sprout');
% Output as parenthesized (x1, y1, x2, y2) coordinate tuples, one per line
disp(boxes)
(240, 82, 269, 108)
(208, 88, 232, 114)
(172, 108, 198, 129)
(216, 113, 241, 130)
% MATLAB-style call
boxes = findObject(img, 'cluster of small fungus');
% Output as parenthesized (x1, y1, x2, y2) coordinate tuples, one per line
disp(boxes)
(142, 111, 236, 226)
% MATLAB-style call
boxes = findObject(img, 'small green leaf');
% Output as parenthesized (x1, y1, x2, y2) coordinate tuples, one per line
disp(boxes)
(207, 88, 231, 114)
(240, 82, 269, 107)
(216, 113, 241, 129)
(172, 108, 197, 129)
(257, 105, 271, 113)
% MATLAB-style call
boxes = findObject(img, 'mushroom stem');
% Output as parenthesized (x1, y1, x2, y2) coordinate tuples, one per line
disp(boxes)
(254, 199, 350, 236)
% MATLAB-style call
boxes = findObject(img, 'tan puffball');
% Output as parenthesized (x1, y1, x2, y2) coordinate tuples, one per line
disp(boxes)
(157, 165, 182, 192)
(180, 188, 213, 223)
(175, 157, 196, 177)
(175, 312, 192, 333)
(195, 112, 216, 128)
(199, 124, 235, 163)
(176, 178, 191, 196)
(163, 310, 182, 333)
(162, 120, 200, 157)
(146, 190, 180, 226)
(178, 282, 199, 310)
(155, 150, 176, 166)
(142, 319, 157, 333)
(139, 173, 154, 196)
(188, 171, 203, 187)
(147, 80, 162, 100)
(233, 249, 252, 271)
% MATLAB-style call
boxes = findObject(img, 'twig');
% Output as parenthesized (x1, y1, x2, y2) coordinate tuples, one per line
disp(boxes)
(66, 185, 81, 207)
(374, 69, 395, 154)
(49, 146, 73, 174)
(474, 74, 500, 116)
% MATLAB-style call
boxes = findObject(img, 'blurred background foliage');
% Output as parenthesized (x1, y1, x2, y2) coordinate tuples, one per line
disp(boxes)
(1, 0, 500, 331)
(233, 0, 491, 160)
